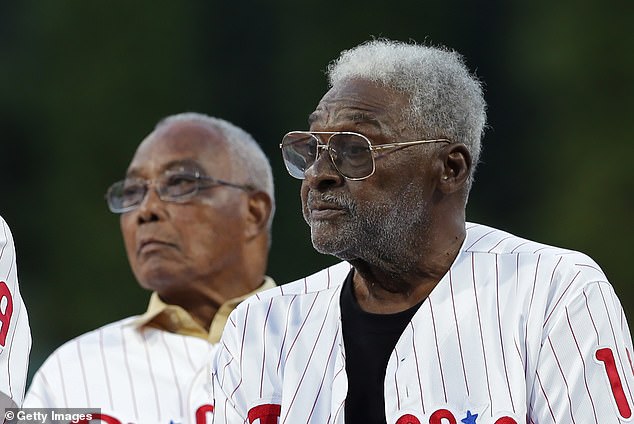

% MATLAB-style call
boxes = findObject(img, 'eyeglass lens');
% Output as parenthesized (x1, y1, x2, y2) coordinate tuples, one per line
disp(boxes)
(108, 174, 203, 212)
(282, 132, 374, 179)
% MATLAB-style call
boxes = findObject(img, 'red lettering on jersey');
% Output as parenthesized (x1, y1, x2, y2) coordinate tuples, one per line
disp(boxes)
(247, 403, 281, 424)
(74, 413, 122, 423)
(0, 281, 14, 347)
(195, 404, 214, 424)
(596, 347, 632, 418)
(494, 417, 518, 424)
(395, 414, 421, 424)
(429, 409, 456, 424)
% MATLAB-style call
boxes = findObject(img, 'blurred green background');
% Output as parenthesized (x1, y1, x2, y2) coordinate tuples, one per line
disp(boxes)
(1, 1, 632, 382)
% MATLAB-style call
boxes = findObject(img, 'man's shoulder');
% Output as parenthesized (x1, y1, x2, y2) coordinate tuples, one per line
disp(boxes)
(465, 222, 607, 282)
(217, 263, 348, 359)
(38, 316, 141, 365)
(244, 261, 351, 304)
(228, 261, 351, 323)
(466, 222, 561, 255)
(467, 223, 597, 257)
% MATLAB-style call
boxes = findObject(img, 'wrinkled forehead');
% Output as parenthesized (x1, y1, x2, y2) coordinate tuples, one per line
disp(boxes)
(309, 78, 409, 134)
(126, 121, 232, 178)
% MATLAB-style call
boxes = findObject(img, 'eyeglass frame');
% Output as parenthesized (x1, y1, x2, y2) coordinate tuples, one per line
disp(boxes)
(280, 131, 452, 181)
(105, 170, 254, 214)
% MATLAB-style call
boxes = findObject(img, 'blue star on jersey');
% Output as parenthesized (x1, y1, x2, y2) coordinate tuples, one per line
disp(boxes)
(461, 410, 478, 424)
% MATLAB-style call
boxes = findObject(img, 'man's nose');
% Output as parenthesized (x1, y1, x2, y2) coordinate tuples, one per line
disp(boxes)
(135, 184, 167, 224)
(303, 147, 344, 190)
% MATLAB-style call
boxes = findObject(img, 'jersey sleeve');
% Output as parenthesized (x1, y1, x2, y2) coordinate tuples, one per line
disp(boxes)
(530, 278, 634, 423)
(0, 215, 31, 408)
(212, 304, 250, 422)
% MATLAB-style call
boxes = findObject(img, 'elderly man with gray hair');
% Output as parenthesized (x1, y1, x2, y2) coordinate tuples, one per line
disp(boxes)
(212, 39, 633, 424)
(25, 112, 275, 424)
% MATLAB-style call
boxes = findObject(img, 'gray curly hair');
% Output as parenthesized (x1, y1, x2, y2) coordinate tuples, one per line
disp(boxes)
(327, 39, 487, 177)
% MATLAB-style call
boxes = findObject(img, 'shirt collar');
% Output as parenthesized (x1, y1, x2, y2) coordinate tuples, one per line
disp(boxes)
(131, 276, 276, 343)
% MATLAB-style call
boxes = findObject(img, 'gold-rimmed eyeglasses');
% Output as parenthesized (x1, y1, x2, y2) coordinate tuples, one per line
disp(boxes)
(280, 131, 451, 180)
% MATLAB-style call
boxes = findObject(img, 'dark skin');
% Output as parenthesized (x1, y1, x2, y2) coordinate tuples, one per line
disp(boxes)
(302, 78, 472, 314)
(120, 120, 272, 330)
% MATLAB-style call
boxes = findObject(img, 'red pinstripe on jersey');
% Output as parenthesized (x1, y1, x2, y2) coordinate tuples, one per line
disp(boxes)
(283, 293, 320, 366)
(394, 347, 402, 410)
(535, 362, 557, 421)
(583, 291, 600, 342)
(410, 321, 426, 414)
(307, 324, 340, 422)
(77, 340, 91, 405)
(259, 299, 274, 398)
(55, 354, 68, 406)
(183, 333, 197, 371)
(565, 308, 599, 422)
(546, 336, 576, 423)
(120, 324, 139, 418)
(99, 328, 115, 409)
(428, 299, 447, 403)
(496, 255, 515, 411)
(161, 330, 184, 416)
(449, 270, 469, 397)
(141, 330, 163, 420)
(542, 264, 576, 327)
(231, 304, 250, 399)
(471, 252, 493, 410)
(276, 296, 297, 374)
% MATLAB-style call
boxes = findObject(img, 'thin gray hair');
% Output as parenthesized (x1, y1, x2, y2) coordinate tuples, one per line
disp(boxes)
(156, 112, 276, 230)
(327, 39, 487, 179)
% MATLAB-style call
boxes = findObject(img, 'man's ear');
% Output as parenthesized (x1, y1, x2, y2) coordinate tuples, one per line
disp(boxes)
(245, 191, 273, 239)
(438, 143, 472, 193)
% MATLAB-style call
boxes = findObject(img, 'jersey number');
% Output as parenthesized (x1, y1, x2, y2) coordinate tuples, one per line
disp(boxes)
(0, 281, 13, 347)
(596, 347, 632, 419)
(248, 404, 281, 424)
(396, 410, 517, 423)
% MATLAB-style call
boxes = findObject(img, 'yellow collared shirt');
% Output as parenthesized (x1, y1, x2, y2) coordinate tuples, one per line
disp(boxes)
(132, 276, 276, 343)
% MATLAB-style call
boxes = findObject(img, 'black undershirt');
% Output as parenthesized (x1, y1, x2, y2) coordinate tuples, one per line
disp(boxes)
(340, 270, 424, 424)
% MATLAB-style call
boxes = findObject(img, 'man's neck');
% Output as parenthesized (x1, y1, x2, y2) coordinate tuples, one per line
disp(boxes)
(158, 271, 265, 330)
(350, 224, 465, 314)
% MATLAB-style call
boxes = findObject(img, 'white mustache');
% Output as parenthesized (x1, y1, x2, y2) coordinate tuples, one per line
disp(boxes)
(307, 192, 355, 211)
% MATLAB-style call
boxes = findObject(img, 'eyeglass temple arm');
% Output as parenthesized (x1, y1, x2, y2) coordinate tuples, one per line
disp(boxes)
(370, 139, 451, 151)
(199, 176, 254, 192)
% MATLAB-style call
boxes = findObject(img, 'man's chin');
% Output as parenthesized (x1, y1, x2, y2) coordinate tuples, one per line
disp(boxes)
(136, 267, 186, 292)
(309, 220, 368, 260)
(310, 235, 354, 260)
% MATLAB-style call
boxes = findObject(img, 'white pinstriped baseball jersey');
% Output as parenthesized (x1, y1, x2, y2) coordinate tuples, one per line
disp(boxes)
(24, 317, 216, 424)
(0, 215, 31, 408)
(213, 222, 634, 423)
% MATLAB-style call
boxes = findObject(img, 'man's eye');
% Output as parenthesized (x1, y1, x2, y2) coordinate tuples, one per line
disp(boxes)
(122, 185, 144, 197)
(164, 175, 198, 194)
(166, 174, 195, 185)
(346, 145, 368, 156)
